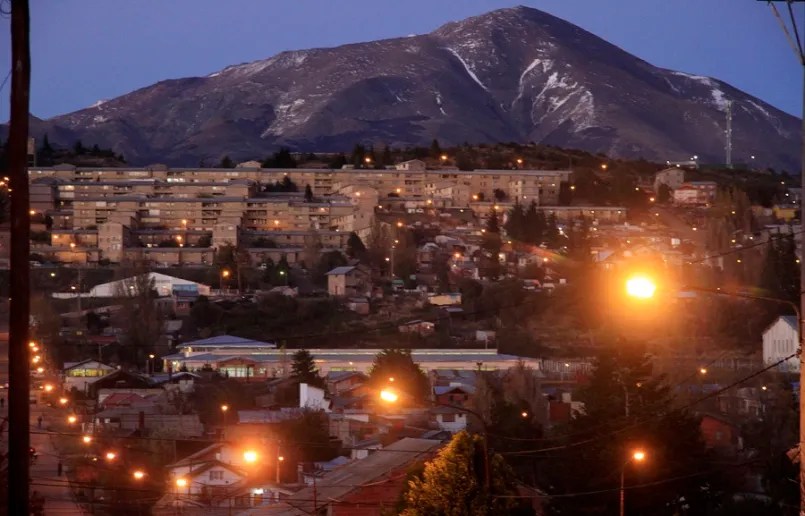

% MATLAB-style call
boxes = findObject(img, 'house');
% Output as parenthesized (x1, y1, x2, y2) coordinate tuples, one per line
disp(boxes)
(398, 320, 436, 336)
(699, 412, 743, 456)
(434, 385, 474, 407)
(431, 406, 468, 433)
(326, 371, 367, 395)
(63, 359, 116, 393)
(653, 167, 685, 193)
(157, 443, 259, 509)
(346, 296, 370, 314)
(87, 370, 154, 398)
(266, 438, 442, 516)
(326, 265, 371, 297)
(762, 315, 799, 373)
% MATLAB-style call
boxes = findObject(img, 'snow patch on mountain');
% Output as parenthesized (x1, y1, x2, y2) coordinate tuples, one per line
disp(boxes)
(511, 58, 553, 108)
(263, 98, 309, 137)
(445, 47, 488, 91)
(91, 99, 107, 108)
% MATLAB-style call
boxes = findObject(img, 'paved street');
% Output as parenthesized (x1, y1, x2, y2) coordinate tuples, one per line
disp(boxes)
(29, 401, 89, 515)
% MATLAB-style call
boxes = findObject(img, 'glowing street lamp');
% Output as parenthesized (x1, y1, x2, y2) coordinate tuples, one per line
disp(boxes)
(132, 470, 145, 480)
(44, 384, 54, 393)
(625, 276, 656, 299)
(620, 450, 647, 516)
(59, 397, 68, 406)
(243, 450, 258, 463)
(379, 389, 399, 403)
(105, 451, 117, 461)
(82, 435, 93, 444)
(67, 415, 77, 425)
(699, 367, 708, 375)
(176, 478, 188, 488)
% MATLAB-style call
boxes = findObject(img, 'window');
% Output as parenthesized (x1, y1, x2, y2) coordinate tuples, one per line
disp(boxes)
(441, 414, 456, 423)
(209, 470, 224, 480)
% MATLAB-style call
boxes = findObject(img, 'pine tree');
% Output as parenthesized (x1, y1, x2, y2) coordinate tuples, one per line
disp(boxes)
(481, 210, 503, 279)
(346, 232, 368, 261)
(218, 155, 235, 168)
(304, 184, 314, 202)
(429, 138, 442, 158)
(503, 201, 525, 241)
(523, 201, 544, 245)
(290, 349, 325, 388)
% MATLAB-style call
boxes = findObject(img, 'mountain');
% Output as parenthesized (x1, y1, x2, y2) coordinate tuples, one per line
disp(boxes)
(5, 6, 801, 170)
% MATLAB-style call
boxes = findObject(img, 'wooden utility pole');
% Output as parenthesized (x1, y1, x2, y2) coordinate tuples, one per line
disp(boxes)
(765, 2, 805, 513)
(7, 1, 32, 515)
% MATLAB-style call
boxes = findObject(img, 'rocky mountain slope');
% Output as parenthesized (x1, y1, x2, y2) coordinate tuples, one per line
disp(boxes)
(5, 6, 801, 169)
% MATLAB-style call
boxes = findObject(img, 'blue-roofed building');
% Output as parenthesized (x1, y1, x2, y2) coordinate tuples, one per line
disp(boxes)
(161, 347, 542, 380)
(177, 335, 276, 354)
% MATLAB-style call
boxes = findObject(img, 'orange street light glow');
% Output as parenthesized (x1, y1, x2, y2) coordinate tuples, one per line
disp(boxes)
(243, 451, 258, 463)
(59, 397, 68, 406)
(106, 452, 117, 461)
(82, 435, 93, 444)
(625, 276, 656, 299)
(221, 404, 229, 412)
(380, 389, 399, 403)
(176, 478, 188, 488)
(67, 415, 77, 424)
(44, 384, 54, 392)
(632, 450, 646, 462)
(132, 470, 145, 480)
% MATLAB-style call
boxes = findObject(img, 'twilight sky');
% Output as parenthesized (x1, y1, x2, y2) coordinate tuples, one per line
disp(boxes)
(1, 0, 803, 121)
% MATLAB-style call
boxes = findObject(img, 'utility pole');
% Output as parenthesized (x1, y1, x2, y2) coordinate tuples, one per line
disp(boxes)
(724, 100, 733, 168)
(7, 1, 32, 515)
(765, 2, 805, 513)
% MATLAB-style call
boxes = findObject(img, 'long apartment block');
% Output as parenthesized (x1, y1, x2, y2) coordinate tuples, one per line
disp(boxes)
(26, 159, 575, 266)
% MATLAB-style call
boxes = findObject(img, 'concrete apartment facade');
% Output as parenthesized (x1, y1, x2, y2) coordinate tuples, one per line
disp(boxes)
(27, 160, 574, 266)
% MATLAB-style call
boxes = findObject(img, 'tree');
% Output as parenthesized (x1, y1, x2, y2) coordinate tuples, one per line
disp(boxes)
(218, 155, 235, 168)
(429, 139, 442, 158)
(350, 143, 367, 167)
(314, 250, 348, 286)
(657, 183, 672, 204)
(327, 153, 348, 169)
(73, 140, 85, 155)
(368, 349, 430, 403)
(492, 188, 507, 202)
(113, 265, 165, 368)
(401, 431, 520, 516)
(346, 232, 368, 261)
(558, 181, 572, 205)
(290, 350, 325, 388)
(523, 201, 544, 245)
(544, 342, 728, 515)
(480, 211, 502, 280)
(304, 184, 314, 202)
(262, 147, 297, 168)
(504, 201, 525, 241)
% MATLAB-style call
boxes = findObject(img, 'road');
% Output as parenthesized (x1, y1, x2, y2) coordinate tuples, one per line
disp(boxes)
(29, 397, 89, 515)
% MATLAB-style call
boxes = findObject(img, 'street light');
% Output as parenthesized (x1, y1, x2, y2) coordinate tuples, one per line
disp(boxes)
(625, 276, 656, 299)
(58, 397, 68, 406)
(82, 435, 93, 444)
(620, 449, 647, 516)
(699, 367, 708, 375)
(43, 384, 53, 393)
(176, 478, 187, 488)
(379, 389, 398, 403)
(67, 415, 77, 425)
(243, 450, 258, 463)
(132, 470, 145, 480)
(105, 452, 117, 461)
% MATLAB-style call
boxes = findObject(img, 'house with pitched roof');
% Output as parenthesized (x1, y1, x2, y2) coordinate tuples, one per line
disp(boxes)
(325, 265, 371, 297)
(762, 315, 799, 373)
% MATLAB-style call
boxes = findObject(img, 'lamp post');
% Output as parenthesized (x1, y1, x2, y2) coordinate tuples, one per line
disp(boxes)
(620, 450, 646, 516)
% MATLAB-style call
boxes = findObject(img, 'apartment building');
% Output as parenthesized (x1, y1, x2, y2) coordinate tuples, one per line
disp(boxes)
(27, 161, 573, 266)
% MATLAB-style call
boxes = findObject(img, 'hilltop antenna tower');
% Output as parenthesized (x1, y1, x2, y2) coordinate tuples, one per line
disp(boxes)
(724, 100, 733, 168)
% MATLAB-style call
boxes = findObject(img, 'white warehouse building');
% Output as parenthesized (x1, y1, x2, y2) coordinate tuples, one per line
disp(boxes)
(88, 272, 211, 298)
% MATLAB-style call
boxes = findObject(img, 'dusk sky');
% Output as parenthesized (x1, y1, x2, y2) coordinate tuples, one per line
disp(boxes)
(1, 0, 803, 121)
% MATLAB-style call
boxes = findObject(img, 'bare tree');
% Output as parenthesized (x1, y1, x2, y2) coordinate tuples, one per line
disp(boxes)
(113, 259, 165, 369)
